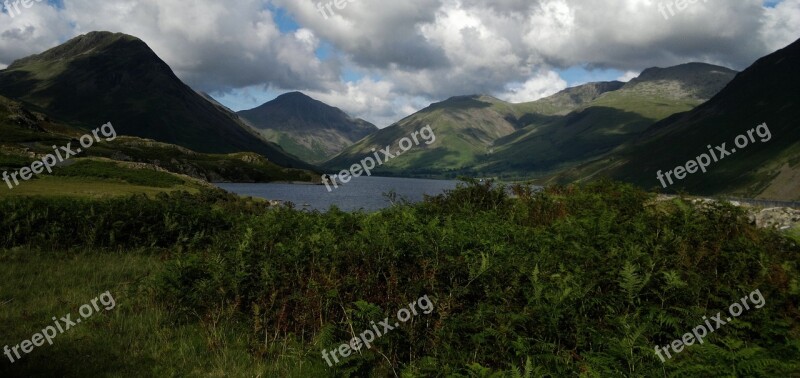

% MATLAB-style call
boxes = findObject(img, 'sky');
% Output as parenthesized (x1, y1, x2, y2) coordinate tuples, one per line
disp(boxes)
(0, 0, 798, 127)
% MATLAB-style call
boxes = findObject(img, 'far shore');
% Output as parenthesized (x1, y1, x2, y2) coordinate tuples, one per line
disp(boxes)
(212, 181, 320, 185)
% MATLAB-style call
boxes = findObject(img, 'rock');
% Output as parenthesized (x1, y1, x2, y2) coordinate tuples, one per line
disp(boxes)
(748, 207, 799, 230)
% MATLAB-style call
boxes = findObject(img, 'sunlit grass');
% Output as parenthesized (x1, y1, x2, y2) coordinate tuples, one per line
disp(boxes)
(0, 249, 320, 376)
(0, 176, 198, 198)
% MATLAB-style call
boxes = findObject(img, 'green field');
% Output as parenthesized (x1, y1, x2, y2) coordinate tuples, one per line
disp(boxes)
(0, 249, 297, 376)
(0, 176, 198, 198)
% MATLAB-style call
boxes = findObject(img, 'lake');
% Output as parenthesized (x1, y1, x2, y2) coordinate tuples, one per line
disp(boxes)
(216, 176, 460, 212)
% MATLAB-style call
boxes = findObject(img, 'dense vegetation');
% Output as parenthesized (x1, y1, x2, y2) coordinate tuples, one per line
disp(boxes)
(1, 180, 798, 377)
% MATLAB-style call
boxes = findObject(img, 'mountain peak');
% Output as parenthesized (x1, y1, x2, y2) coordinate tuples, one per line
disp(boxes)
(237, 92, 377, 163)
(421, 94, 506, 113)
(0, 31, 313, 170)
(277, 91, 312, 99)
(632, 62, 736, 83)
(8, 31, 143, 69)
(624, 62, 737, 100)
(267, 91, 322, 108)
(442, 94, 504, 103)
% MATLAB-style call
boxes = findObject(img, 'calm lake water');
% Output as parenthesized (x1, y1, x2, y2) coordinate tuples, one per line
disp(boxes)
(216, 177, 460, 212)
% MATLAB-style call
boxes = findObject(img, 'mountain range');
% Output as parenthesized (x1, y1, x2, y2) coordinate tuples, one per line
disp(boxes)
(324, 62, 738, 178)
(0, 31, 796, 200)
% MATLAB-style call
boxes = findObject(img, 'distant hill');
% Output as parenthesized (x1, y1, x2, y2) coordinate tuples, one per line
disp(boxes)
(323, 94, 521, 175)
(556, 38, 800, 200)
(0, 31, 313, 170)
(238, 92, 377, 163)
(325, 63, 736, 178)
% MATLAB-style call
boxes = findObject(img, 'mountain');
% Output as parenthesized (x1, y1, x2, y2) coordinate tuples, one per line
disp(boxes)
(325, 63, 736, 177)
(198, 91, 235, 113)
(237, 92, 377, 163)
(323, 94, 522, 175)
(0, 31, 313, 170)
(556, 38, 800, 200)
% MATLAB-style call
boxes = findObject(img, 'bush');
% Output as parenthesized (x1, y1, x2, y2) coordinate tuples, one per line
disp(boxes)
(150, 180, 800, 376)
(0, 189, 269, 250)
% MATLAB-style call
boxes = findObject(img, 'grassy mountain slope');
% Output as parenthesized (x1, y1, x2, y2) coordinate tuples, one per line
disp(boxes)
(0, 31, 313, 170)
(323, 95, 520, 175)
(238, 92, 377, 163)
(480, 63, 737, 176)
(0, 96, 319, 195)
(555, 38, 800, 200)
(514, 81, 625, 116)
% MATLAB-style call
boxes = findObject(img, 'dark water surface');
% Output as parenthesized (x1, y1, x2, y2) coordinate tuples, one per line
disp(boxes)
(216, 176, 460, 212)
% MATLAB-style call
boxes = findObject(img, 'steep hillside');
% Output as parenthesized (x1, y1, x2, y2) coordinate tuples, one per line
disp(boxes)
(476, 63, 737, 176)
(0, 31, 312, 170)
(556, 39, 800, 200)
(238, 92, 377, 163)
(0, 95, 319, 190)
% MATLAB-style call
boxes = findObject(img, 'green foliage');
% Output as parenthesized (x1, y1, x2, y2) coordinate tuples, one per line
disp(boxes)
(151, 180, 800, 376)
(2, 180, 799, 376)
(0, 188, 269, 250)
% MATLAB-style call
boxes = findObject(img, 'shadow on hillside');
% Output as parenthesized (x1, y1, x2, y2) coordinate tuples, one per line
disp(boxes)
(423, 95, 494, 112)
(486, 106, 656, 173)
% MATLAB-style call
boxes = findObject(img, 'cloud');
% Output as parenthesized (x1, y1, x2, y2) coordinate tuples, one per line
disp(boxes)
(617, 70, 640, 82)
(277, 0, 798, 122)
(0, 0, 797, 126)
(498, 71, 568, 103)
(760, 0, 800, 51)
(0, 0, 343, 92)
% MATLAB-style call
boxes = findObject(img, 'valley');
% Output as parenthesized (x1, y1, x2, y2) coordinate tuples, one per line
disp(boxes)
(0, 6, 798, 375)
